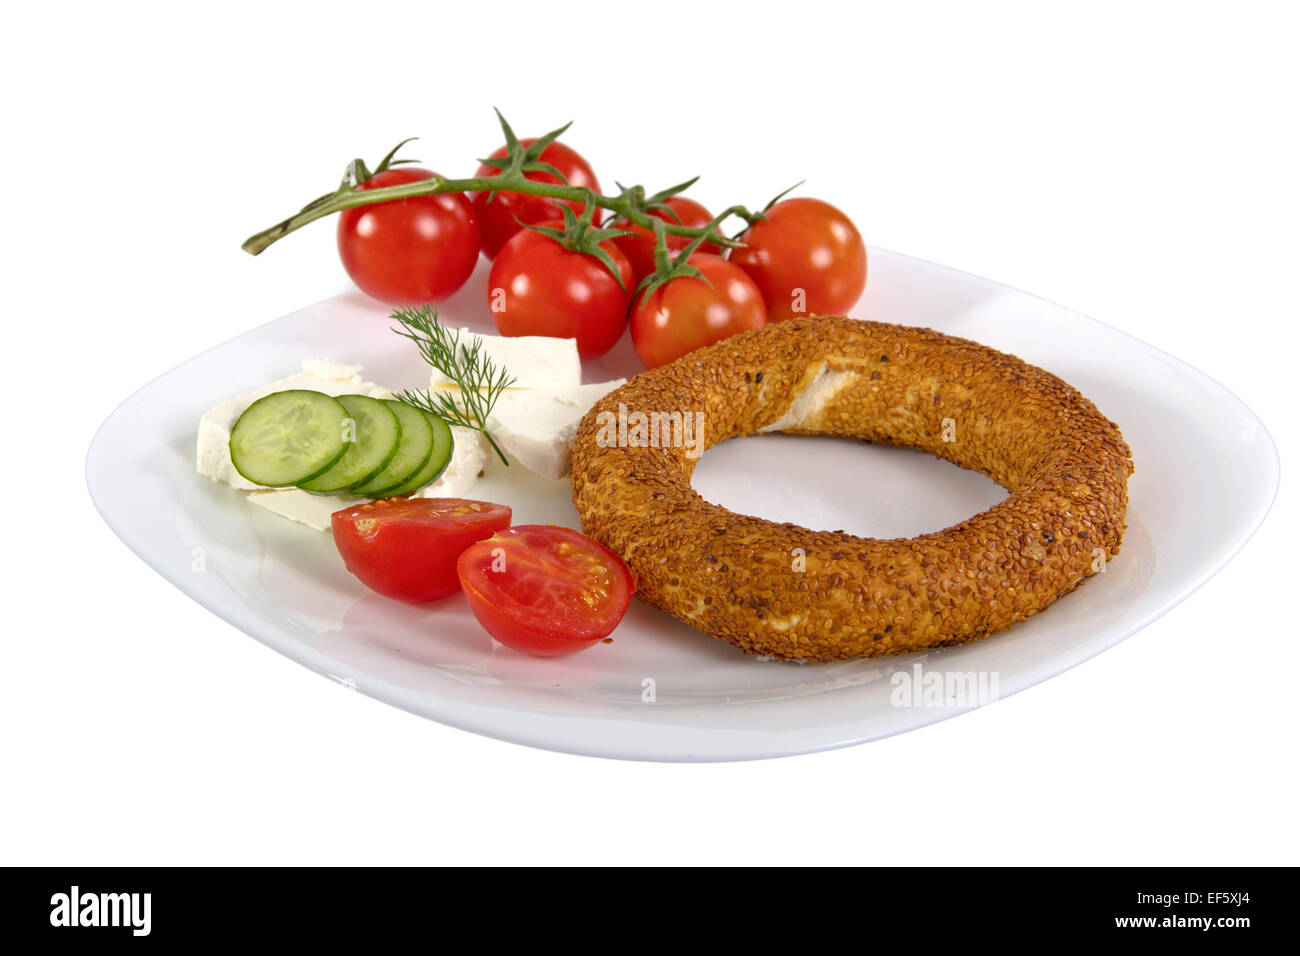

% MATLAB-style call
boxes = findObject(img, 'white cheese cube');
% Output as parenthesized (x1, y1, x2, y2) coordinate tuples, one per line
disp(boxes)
(429, 329, 581, 392)
(489, 380, 625, 479)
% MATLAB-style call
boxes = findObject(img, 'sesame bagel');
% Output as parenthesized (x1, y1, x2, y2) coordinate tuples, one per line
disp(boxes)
(570, 316, 1133, 661)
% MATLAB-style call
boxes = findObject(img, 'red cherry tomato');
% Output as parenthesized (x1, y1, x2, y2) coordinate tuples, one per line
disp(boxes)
(629, 253, 767, 369)
(472, 140, 600, 259)
(488, 223, 634, 360)
(611, 196, 722, 284)
(336, 167, 480, 305)
(729, 197, 867, 321)
(332, 498, 512, 603)
(457, 525, 635, 657)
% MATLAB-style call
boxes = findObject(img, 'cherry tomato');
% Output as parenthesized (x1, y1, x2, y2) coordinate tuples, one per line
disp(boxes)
(457, 525, 635, 657)
(336, 167, 480, 305)
(488, 223, 634, 359)
(472, 140, 600, 259)
(611, 196, 722, 284)
(332, 498, 512, 603)
(629, 253, 767, 369)
(729, 197, 867, 321)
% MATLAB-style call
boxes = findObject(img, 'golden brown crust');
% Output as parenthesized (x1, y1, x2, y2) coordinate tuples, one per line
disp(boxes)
(570, 316, 1133, 661)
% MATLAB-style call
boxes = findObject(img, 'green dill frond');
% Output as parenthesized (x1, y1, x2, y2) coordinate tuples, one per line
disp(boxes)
(391, 304, 515, 465)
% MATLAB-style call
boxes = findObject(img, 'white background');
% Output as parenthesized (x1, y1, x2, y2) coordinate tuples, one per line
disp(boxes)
(4, 1, 1295, 865)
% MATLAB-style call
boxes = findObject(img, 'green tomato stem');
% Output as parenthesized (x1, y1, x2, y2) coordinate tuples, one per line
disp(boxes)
(241, 172, 748, 256)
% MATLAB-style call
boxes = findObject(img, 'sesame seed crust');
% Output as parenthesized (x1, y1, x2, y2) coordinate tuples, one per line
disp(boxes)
(571, 316, 1133, 662)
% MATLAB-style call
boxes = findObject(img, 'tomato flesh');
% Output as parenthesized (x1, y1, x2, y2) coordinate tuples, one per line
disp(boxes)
(336, 167, 480, 305)
(472, 139, 601, 259)
(332, 498, 511, 603)
(457, 525, 635, 657)
(728, 197, 867, 321)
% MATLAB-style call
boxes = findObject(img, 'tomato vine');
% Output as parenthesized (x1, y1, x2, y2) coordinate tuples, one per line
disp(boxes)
(241, 109, 785, 283)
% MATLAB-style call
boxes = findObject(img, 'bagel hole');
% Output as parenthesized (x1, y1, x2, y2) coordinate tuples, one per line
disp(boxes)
(691, 434, 1007, 539)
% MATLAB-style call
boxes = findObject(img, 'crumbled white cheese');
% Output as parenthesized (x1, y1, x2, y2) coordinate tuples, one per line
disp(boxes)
(300, 358, 365, 381)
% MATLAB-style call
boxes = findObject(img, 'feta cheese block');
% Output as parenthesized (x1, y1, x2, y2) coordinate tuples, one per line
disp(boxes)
(419, 331, 624, 478)
(428, 329, 581, 392)
(245, 488, 354, 532)
(196, 361, 486, 531)
(489, 380, 626, 479)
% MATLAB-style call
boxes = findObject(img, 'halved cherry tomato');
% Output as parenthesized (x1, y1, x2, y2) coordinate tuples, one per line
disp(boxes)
(457, 525, 635, 657)
(332, 498, 512, 603)
(488, 223, 634, 359)
(629, 253, 767, 369)
(472, 139, 601, 259)
(611, 196, 722, 284)
(336, 167, 480, 305)
(729, 197, 867, 321)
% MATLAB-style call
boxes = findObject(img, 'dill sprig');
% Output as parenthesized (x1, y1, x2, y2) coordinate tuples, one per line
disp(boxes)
(391, 304, 515, 466)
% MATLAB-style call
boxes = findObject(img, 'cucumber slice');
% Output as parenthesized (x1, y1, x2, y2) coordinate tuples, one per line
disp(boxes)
(229, 390, 350, 487)
(373, 412, 455, 497)
(297, 394, 401, 494)
(350, 400, 434, 497)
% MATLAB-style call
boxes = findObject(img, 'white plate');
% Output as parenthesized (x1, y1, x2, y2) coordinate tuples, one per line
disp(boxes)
(86, 249, 1279, 761)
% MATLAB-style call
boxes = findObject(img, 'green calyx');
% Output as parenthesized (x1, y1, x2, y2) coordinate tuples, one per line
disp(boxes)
(345, 137, 424, 193)
(635, 205, 751, 308)
(522, 200, 633, 292)
(476, 108, 573, 204)
(730, 180, 806, 239)
(607, 176, 702, 225)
